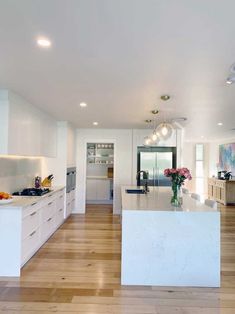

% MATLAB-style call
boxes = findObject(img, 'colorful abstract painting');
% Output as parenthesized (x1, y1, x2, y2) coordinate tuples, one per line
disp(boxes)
(219, 143, 235, 174)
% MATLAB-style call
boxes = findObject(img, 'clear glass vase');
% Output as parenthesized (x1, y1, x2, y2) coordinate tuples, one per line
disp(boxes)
(171, 183, 181, 207)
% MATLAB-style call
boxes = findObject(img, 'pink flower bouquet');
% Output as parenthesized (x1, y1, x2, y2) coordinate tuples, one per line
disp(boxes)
(164, 167, 192, 186)
(164, 167, 192, 206)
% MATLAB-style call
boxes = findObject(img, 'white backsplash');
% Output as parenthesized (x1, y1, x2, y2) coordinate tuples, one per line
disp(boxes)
(0, 157, 42, 193)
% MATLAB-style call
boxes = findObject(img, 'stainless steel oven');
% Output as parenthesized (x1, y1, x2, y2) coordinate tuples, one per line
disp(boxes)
(66, 167, 76, 193)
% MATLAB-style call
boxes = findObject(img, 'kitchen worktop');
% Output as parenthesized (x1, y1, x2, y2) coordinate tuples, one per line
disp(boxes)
(121, 186, 219, 212)
(121, 185, 220, 287)
(0, 186, 65, 209)
(87, 176, 113, 180)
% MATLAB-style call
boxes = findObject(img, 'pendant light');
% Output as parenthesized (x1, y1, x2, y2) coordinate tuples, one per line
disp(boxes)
(156, 122, 173, 140)
(156, 95, 173, 140)
(144, 136, 152, 146)
(150, 110, 160, 144)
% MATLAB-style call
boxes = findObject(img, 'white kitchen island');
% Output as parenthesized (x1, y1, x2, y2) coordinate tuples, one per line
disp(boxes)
(121, 186, 220, 287)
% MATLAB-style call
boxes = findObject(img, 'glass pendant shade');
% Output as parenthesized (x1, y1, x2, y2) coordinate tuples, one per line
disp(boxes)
(151, 130, 160, 143)
(144, 136, 152, 146)
(156, 122, 173, 140)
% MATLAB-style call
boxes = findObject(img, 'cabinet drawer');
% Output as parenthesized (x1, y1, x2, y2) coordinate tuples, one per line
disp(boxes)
(70, 189, 76, 201)
(41, 215, 55, 241)
(22, 209, 40, 240)
(216, 180, 226, 188)
(56, 193, 65, 211)
(41, 200, 56, 223)
(23, 200, 41, 219)
(22, 227, 40, 263)
(55, 207, 64, 227)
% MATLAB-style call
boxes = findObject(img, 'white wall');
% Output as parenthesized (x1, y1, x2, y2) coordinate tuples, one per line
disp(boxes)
(76, 128, 182, 215)
(0, 157, 42, 193)
(76, 129, 133, 214)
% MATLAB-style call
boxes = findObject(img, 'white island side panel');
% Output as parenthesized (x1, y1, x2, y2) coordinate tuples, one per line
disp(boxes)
(121, 210, 220, 287)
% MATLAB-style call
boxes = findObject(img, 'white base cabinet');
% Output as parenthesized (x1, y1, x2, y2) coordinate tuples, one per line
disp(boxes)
(66, 189, 76, 218)
(0, 187, 66, 276)
(21, 188, 65, 267)
(86, 178, 111, 203)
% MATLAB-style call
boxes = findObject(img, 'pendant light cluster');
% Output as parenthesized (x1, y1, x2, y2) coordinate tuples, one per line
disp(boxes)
(143, 95, 173, 146)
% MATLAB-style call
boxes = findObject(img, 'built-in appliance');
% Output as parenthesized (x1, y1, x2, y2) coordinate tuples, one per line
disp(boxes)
(66, 167, 76, 193)
(12, 188, 50, 196)
(137, 146, 176, 186)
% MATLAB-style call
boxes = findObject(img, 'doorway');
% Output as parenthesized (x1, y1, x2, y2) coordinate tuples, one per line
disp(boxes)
(86, 142, 114, 212)
(137, 146, 176, 186)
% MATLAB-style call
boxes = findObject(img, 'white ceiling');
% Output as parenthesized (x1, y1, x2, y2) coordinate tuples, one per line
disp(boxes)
(0, 0, 235, 141)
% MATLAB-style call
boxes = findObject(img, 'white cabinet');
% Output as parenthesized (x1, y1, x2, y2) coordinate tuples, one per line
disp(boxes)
(86, 179, 97, 200)
(21, 188, 65, 267)
(97, 180, 110, 200)
(65, 189, 76, 218)
(0, 90, 57, 157)
(86, 178, 110, 202)
(67, 123, 76, 167)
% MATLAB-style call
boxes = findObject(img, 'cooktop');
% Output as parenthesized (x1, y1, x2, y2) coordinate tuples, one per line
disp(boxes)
(12, 188, 50, 196)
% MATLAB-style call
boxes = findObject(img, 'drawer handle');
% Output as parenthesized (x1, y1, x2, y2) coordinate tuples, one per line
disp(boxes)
(31, 202, 37, 206)
(47, 217, 52, 222)
(48, 202, 53, 206)
(30, 211, 37, 217)
(59, 195, 63, 199)
(29, 230, 36, 237)
(59, 208, 63, 212)
(48, 194, 53, 197)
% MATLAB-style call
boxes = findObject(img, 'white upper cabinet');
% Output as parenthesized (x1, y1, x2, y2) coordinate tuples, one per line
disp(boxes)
(0, 90, 57, 157)
(67, 123, 76, 167)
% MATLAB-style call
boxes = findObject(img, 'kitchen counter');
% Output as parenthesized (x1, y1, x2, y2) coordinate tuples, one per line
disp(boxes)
(0, 186, 65, 209)
(0, 186, 66, 277)
(121, 186, 220, 287)
(87, 176, 113, 180)
(121, 186, 219, 212)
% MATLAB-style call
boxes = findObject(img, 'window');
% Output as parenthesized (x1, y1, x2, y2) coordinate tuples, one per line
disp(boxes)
(195, 144, 204, 195)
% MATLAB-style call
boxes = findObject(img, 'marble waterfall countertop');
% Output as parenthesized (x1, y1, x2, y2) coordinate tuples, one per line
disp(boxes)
(0, 186, 65, 209)
(121, 186, 220, 287)
(121, 186, 219, 212)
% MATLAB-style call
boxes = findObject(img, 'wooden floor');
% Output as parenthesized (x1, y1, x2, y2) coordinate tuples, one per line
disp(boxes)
(1, 204, 235, 313)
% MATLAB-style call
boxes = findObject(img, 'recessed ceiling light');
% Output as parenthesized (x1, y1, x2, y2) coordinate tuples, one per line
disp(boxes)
(93, 122, 98, 126)
(151, 110, 159, 114)
(79, 102, 87, 108)
(160, 95, 170, 101)
(217, 122, 223, 126)
(37, 37, 51, 48)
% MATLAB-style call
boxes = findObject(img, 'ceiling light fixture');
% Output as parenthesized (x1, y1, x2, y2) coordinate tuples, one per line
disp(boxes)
(80, 102, 87, 108)
(156, 122, 173, 140)
(217, 122, 223, 126)
(37, 37, 51, 48)
(160, 95, 170, 101)
(93, 122, 98, 126)
(144, 136, 152, 146)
